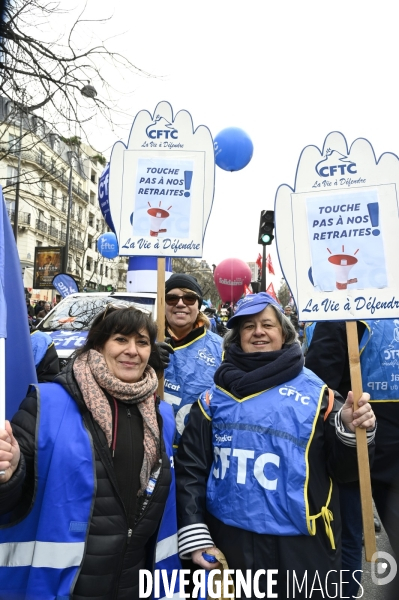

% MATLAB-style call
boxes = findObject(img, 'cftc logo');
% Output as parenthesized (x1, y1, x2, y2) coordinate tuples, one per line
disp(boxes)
(146, 115, 178, 140)
(315, 148, 357, 177)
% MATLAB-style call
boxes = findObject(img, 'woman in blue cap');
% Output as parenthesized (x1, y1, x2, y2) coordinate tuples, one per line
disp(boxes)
(175, 292, 376, 598)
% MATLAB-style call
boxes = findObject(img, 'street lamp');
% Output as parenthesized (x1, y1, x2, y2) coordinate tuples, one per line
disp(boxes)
(62, 83, 97, 273)
(80, 82, 97, 99)
(62, 149, 76, 274)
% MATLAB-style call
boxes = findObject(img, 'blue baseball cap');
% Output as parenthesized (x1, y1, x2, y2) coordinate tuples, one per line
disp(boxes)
(227, 292, 283, 329)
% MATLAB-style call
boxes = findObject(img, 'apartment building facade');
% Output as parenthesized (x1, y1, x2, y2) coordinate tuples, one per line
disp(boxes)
(0, 97, 127, 300)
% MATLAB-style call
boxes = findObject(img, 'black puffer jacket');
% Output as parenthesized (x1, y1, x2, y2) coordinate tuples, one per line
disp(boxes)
(0, 361, 171, 600)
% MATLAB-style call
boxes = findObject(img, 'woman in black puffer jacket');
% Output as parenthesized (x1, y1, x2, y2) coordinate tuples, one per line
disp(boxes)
(0, 306, 176, 600)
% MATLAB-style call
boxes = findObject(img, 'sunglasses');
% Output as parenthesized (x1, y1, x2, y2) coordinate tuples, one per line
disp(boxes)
(101, 302, 134, 320)
(165, 293, 199, 307)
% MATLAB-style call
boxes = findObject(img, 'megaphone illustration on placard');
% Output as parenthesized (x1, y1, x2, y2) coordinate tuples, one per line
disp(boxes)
(147, 204, 171, 237)
(328, 249, 358, 290)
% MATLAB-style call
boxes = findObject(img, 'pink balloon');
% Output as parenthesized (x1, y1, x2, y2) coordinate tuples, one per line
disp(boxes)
(214, 258, 252, 303)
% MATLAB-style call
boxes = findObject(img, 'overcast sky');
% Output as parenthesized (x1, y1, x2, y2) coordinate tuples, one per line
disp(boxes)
(60, 0, 399, 287)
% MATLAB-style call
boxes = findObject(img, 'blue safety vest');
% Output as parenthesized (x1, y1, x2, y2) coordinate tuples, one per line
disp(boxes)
(360, 319, 399, 402)
(0, 383, 180, 600)
(209, 318, 217, 334)
(154, 399, 181, 600)
(164, 330, 222, 447)
(198, 368, 335, 547)
(302, 322, 316, 355)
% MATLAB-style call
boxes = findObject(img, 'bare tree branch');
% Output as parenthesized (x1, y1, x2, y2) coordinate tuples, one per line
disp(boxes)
(0, 0, 157, 146)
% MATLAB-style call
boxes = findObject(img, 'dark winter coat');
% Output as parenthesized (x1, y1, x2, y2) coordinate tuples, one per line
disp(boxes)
(0, 361, 171, 600)
(305, 320, 399, 487)
(175, 341, 375, 598)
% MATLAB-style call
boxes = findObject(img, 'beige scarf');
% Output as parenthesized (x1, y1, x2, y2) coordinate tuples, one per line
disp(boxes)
(73, 349, 160, 492)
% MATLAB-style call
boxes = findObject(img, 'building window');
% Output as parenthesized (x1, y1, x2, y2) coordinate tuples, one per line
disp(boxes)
(61, 196, 67, 212)
(6, 102, 19, 123)
(88, 214, 94, 227)
(6, 165, 17, 186)
(51, 187, 57, 205)
(78, 206, 82, 221)
(99, 263, 103, 276)
(36, 121, 45, 138)
(86, 259, 92, 271)
(5, 199, 15, 221)
(105, 266, 108, 278)
(8, 134, 17, 154)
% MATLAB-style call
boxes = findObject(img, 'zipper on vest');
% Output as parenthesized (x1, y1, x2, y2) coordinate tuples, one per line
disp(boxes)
(135, 463, 163, 526)
(127, 528, 133, 544)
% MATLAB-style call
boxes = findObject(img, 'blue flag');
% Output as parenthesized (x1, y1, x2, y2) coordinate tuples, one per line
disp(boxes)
(52, 273, 79, 298)
(0, 189, 6, 340)
(0, 188, 37, 420)
(98, 163, 115, 232)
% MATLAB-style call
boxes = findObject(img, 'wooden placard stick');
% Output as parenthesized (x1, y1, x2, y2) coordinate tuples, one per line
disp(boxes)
(157, 258, 166, 398)
(346, 321, 376, 562)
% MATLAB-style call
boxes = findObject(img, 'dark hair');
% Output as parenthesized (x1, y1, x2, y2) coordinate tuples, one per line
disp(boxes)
(223, 304, 297, 351)
(74, 306, 158, 357)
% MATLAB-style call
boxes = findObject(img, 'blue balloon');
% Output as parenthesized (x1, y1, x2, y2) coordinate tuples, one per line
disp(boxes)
(214, 127, 254, 172)
(97, 232, 119, 259)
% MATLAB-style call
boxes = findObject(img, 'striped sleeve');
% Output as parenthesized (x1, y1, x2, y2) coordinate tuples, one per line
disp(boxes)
(177, 523, 214, 559)
(335, 407, 376, 447)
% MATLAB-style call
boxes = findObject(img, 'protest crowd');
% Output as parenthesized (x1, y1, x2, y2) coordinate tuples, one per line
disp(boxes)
(3, 264, 399, 600)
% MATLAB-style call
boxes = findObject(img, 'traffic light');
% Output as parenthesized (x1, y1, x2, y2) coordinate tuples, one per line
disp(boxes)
(258, 210, 275, 245)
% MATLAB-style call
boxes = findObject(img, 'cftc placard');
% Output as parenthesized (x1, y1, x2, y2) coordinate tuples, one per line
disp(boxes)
(275, 132, 399, 321)
(108, 102, 215, 257)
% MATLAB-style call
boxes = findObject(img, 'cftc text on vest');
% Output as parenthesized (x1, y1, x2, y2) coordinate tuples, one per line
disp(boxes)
(139, 568, 364, 598)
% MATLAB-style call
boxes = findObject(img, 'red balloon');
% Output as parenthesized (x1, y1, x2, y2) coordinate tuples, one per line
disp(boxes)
(214, 258, 252, 303)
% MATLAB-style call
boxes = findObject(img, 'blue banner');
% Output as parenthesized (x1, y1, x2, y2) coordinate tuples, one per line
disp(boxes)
(98, 163, 115, 233)
(0, 188, 37, 419)
(52, 273, 79, 298)
(0, 187, 6, 339)
(128, 256, 172, 271)
(47, 330, 88, 350)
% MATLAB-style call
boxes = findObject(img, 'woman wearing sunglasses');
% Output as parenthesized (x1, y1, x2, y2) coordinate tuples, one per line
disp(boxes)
(164, 274, 223, 447)
(0, 306, 180, 599)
